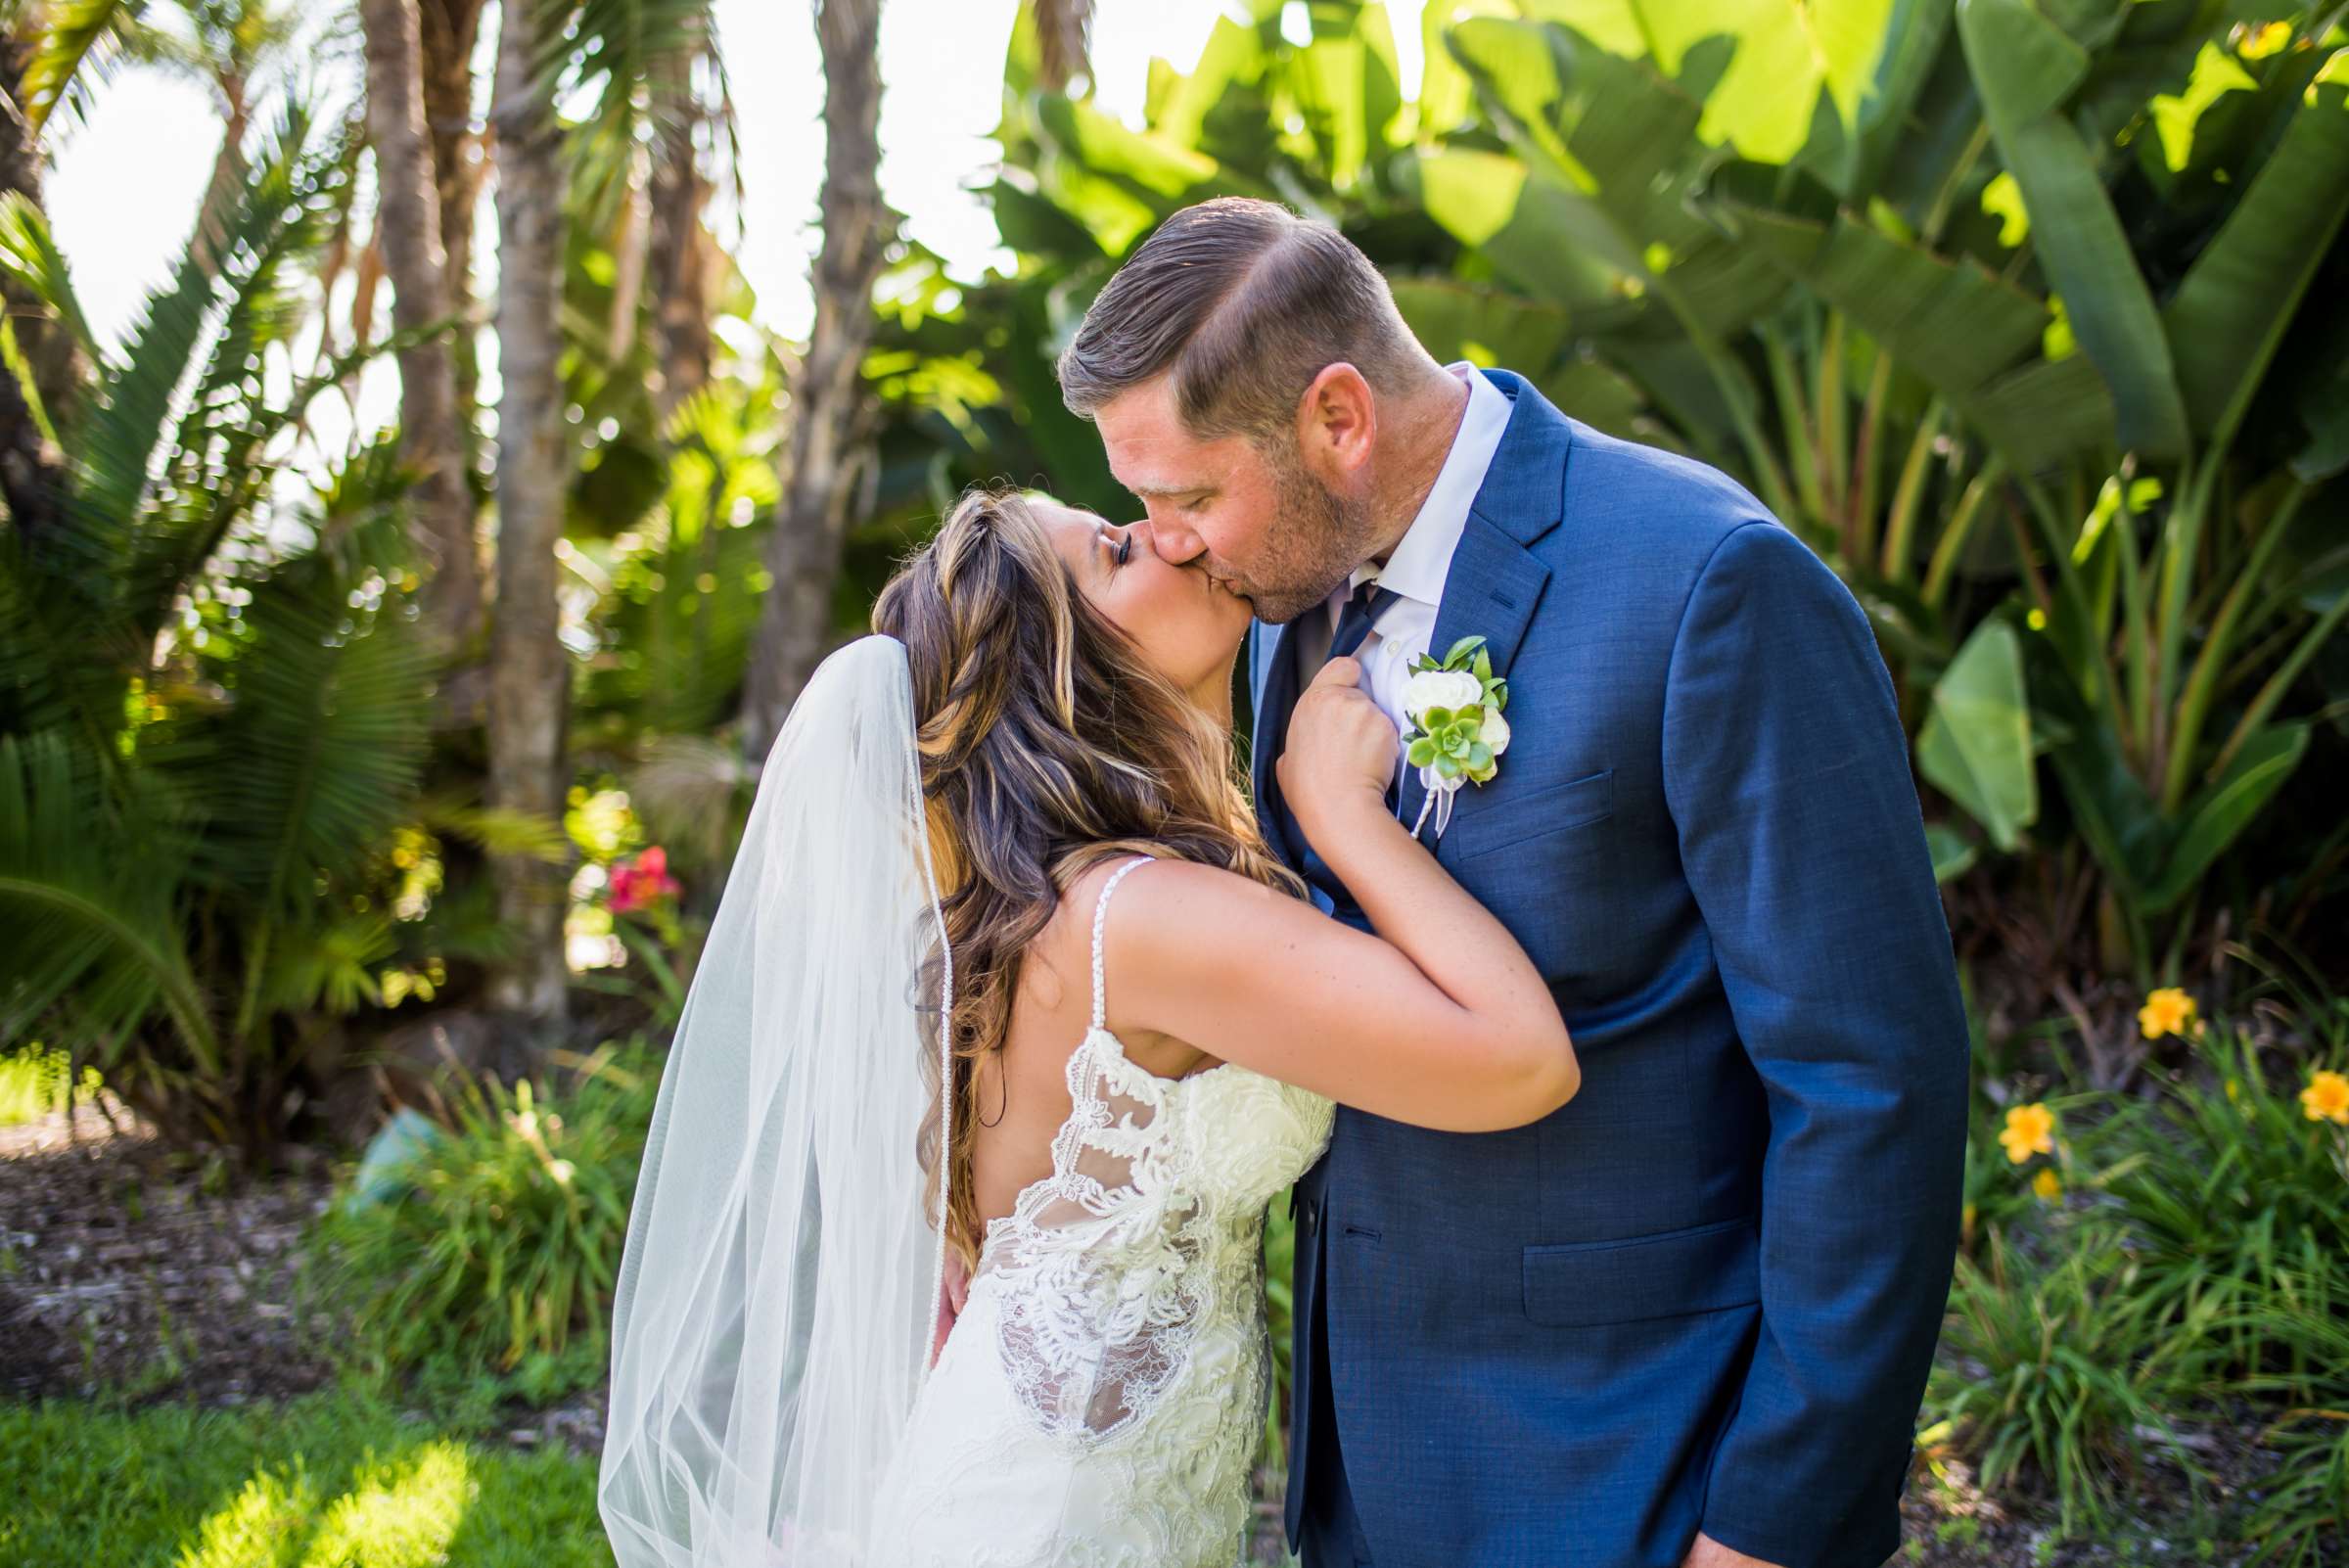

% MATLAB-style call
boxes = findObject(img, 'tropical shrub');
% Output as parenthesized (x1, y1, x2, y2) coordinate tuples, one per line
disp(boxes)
(301, 1037, 660, 1396)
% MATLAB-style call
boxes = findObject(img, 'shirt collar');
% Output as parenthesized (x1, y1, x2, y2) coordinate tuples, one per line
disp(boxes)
(1346, 362, 1513, 608)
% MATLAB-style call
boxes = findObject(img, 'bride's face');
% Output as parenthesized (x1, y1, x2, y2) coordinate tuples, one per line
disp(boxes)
(1035, 499, 1255, 699)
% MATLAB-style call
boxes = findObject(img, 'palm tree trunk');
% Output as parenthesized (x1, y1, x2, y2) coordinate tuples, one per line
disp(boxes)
(419, 0, 487, 424)
(739, 0, 887, 757)
(0, 23, 89, 428)
(1033, 0, 1095, 93)
(359, 0, 484, 656)
(484, 0, 573, 1025)
(645, 15, 714, 421)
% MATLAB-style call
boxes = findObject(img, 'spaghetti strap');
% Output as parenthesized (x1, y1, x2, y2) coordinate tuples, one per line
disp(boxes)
(1088, 855, 1154, 1033)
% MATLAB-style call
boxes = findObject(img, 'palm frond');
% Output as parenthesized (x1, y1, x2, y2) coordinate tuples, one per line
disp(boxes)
(142, 566, 436, 920)
(0, 529, 138, 770)
(16, 0, 154, 136)
(69, 95, 333, 632)
(0, 731, 217, 1070)
(262, 906, 395, 1016)
(0, 191, 109, 372)
(557, 0, 723, 226)
(413, 796, 573, 862)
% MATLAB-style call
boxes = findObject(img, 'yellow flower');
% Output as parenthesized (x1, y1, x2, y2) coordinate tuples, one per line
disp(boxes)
(2032, 1168, 2063, 1202)
(2139, 988, 2199, 1040)
(1999, 1102, 2057, 1165)
(2302, 1070, 2349, 1126)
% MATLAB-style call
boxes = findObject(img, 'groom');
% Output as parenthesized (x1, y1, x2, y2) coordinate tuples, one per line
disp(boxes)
(1057, 198, 1969, 1568)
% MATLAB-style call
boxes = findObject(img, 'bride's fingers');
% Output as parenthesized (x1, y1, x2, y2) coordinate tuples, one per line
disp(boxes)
(1308, 655, 1363, 691)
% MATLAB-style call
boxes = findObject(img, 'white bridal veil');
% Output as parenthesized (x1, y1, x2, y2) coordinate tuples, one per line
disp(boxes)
(599, 634, 952, 1566)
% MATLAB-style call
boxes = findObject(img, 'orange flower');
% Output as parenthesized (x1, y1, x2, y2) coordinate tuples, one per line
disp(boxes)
(2302, 1070, 2349, 1126)
(2032, 1168, 2063, 1202)
(1999, 1102, 2056, 1165)
(2138, 988, 2200, 1041)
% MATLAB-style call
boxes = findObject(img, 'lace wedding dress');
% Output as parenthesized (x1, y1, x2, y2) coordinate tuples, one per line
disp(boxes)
(869, 855, 1336, 1567)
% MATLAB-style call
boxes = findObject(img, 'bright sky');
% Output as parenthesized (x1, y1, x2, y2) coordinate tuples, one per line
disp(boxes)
(48, 1, 1431, 354)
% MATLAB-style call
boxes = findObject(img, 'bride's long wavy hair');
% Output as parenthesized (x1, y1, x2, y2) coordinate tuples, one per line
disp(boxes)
(871, 485, 1301, 1271)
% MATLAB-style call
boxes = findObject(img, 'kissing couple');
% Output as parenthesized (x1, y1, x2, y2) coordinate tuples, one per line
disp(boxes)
(598, 197, 1970, 1568)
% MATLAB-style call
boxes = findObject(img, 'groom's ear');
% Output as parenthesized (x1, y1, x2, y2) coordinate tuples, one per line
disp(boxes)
(1296, 362, 1377, 484)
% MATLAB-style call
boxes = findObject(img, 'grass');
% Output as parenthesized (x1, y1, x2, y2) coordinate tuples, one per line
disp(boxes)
(0, 1386, 612, 1568)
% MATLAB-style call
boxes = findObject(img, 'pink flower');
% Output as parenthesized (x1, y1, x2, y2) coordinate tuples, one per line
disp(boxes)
(609, 846, 680, 914)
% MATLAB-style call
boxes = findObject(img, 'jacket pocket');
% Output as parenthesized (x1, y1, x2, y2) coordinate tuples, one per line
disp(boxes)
(1522, 1212, 1760, 1328)
(1452, 767, 1615, 861)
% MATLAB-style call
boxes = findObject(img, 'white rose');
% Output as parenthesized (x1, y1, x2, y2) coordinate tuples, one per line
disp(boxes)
(1401, 668, 1484, 722)
(1477, 707, 1510, 757)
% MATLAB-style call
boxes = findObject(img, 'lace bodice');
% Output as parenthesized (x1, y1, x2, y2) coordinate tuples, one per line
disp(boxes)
(869, 854, 1335, 1566)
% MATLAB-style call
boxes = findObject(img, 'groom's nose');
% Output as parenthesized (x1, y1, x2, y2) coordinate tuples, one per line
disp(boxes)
(1145, 514, 1207, 565)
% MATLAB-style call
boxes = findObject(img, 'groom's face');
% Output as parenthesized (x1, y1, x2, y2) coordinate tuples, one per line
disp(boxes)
(1094, 374, 1371, 625)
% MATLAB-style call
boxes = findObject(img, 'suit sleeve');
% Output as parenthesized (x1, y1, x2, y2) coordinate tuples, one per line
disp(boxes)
(1661, 522, 1969, 1568)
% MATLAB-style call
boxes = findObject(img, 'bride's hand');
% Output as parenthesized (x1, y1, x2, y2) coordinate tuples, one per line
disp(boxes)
(1277, 657, 1400, 845)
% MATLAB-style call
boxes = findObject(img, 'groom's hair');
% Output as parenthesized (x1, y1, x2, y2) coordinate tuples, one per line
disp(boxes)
(1057, 197, 1427, 441)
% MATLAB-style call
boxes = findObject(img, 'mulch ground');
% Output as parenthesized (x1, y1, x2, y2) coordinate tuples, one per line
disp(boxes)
(0, 1093, 344, 1407)
(0, 1097, 2297, 1566)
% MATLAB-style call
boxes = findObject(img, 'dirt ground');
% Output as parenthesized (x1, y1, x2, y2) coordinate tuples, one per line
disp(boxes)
(0, 1096, 2294, 1566)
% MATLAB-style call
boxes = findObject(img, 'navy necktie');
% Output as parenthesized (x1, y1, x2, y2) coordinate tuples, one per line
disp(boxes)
(1277, 580, 1401, 926)
(1329, 580, 1401, 662)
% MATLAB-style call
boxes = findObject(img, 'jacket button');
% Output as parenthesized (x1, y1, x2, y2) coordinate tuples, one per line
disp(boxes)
(1303, 1203, 1317, 1232)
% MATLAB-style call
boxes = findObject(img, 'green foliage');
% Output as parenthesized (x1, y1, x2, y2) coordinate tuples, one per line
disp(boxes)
(0, 105, 454, 1157)
(575, 370, 786, 747)
(302, 1038, 661, 1389)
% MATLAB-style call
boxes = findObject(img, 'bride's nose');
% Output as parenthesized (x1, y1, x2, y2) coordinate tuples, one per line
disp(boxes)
(1123, 518, 1166, 561)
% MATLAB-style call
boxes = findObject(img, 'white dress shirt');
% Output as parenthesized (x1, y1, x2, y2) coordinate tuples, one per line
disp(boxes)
(1327, 361, 1513, 750)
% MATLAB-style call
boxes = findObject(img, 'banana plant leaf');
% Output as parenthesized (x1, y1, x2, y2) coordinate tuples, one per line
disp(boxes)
(2134, 722, 2309, 914)
(1915, 617, 2039, 852)
(1955, 0, 2188, 457)
(2160, 49, 2349, 452)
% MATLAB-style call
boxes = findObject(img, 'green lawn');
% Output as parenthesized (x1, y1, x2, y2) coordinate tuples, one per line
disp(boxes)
(0, 1389, 611, 1568)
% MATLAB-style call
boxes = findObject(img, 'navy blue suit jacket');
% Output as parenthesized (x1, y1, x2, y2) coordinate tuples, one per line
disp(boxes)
(1249, 369, 1968, 1568)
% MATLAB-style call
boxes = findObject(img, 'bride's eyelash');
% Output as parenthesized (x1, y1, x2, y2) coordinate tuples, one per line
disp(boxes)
(1116, 531, 1133, 568)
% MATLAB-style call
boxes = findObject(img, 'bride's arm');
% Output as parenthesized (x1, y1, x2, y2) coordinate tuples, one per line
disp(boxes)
(1105, 658, 1577, 1132)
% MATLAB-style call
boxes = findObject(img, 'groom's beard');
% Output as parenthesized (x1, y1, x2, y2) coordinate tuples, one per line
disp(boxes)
(1249, 447, 1378, 626)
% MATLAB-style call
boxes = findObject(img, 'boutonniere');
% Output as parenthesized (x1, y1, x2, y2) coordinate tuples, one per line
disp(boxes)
(1398, 634, 1510, 842)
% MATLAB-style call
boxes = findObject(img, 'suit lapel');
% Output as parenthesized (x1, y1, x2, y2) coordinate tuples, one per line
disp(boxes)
(1397, 370, 1573, 846)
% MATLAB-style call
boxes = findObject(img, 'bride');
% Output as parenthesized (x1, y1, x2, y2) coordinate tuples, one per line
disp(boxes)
(597, 486, 1578, 1567)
